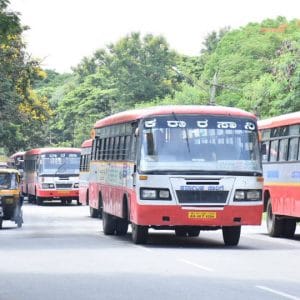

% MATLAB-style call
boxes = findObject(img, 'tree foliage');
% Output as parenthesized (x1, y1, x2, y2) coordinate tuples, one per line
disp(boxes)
(0, 0, 52, 154)
(8, 15, 300, 151)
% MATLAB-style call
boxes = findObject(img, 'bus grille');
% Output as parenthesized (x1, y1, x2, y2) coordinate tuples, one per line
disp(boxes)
(176, 190, 228, 204)
(56, 183, 73, 189)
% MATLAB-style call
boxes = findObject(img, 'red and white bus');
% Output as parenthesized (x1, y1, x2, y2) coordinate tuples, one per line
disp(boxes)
(89, 105, 263, 245)
(79, 139, 93, 209)
(259, 112, 300, 238)
(24, 147, 81, 205)
(9, 151, 25, 175)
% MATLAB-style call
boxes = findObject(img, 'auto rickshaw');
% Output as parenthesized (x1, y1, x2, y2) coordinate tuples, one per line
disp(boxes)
(0, 168, 23, 229)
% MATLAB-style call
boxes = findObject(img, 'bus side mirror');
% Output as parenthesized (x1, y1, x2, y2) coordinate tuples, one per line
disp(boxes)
(261, 144, 267, 155)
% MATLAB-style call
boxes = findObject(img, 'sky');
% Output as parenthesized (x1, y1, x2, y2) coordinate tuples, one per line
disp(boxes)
(9, 0, 300, 73)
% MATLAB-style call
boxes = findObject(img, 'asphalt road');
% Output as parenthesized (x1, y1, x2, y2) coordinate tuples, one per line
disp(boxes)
(0, 202, 299, 300)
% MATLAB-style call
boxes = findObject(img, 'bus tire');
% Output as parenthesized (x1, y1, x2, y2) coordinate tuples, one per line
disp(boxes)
(266, 198, 283, 237)
(0, 217, 3, 229)
(282, 219, 296, 238)
(131, 223, 148, 244)
(222, 226, 241, 246)
(98, 194, 103, 219)
(103, 212, 116, 235)
(36, 197, 43, 206)
(115, 218, 128, 236)
(89, 206, 98, 218)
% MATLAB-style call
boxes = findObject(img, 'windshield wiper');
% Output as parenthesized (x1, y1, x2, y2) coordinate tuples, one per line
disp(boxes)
(55, 163, 66, 175)
(172, 112, 190, 153)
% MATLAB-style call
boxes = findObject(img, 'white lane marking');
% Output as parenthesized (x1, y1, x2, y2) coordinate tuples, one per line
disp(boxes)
(178, 258, 214, 272)
(256, 285, 300, 300)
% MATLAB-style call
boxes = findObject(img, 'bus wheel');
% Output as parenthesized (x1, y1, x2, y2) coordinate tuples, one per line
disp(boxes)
(282, 219, 296, 238)
(89, 206, 99, 218)
(102, 212, 116, 235)
(98, 195, 103, 219)
(222, 226, 241, 246)
(67, 199, 72, 205)
(28, 194, 34, 204)
(266, 199, 283, 237)
(36, 197, 43, 206)
(0, 217, 3, 229)
(131, 223, 148, 244)
(115, 218, 128, 236)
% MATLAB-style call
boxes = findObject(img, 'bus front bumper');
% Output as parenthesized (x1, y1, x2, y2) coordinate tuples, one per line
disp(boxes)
(37, 190, 79, 199)
(132, 204, 263, 227)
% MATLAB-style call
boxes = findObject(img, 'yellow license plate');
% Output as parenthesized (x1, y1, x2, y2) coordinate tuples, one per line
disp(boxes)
(59, 191, 71, 194)
(188, 212, 217, 219)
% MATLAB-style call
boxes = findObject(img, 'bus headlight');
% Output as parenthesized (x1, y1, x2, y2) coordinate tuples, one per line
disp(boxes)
(141, 189, 156, 199)
(140, 188, 171, 200)
(234, 190, 245, 200)
(234, 190, 261, 201)
(42, 183, 55, 189)
(246, 190, 261, 201)
(159, 190, 170, 199)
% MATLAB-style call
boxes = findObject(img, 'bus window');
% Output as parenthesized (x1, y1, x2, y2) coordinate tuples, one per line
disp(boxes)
(270, 140, 279, 162)
(278, 139, 288, 161)
(288, 137, 299, 161)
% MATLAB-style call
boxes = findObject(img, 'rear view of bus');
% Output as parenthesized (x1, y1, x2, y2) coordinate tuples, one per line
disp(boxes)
(259, 112, 300, 238)
(79, 139, 92, 207)
(24, 148, 81, 205)
(90, 106, 263, 245)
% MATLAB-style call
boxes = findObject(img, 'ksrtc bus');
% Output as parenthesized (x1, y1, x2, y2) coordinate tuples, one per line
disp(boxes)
(259, 112, 300, 238)
(9, 151, 25, 175)
(79, 139, 93, 210)
(89, 105, 263, 245)
(24, 148, 81, 205)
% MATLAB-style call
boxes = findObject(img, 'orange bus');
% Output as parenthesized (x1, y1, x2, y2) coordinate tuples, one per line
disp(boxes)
(259, 112, 300, 238)
(24, 147, 81, 205)
(89, 105, 263, 245)
(79, 139, 93, 209)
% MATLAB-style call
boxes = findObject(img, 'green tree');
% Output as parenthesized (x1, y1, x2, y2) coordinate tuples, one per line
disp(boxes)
(0, 0, 52, 153)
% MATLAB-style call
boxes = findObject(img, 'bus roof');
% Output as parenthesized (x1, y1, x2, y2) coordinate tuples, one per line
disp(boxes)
(10, 151, 25, 159)
(25, 147, 81, 156)
(94, 105, 257, 129)
(258, 111, 300, 130)
(81, 139, 93, 148)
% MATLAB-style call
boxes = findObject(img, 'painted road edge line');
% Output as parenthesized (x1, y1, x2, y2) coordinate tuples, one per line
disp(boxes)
(256, 285, 300, 300)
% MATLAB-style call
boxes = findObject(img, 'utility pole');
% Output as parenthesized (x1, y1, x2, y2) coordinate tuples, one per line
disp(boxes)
(172, 66, 220, 106)
(209, 72, 218, 106)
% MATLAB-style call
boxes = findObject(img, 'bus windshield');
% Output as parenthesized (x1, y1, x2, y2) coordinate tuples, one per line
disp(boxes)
(39, 153, 80, 175)
(0, 173, 18, 190)
(140, 115, 262, 174)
